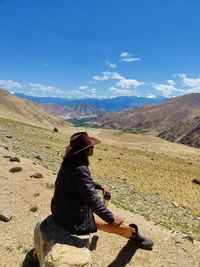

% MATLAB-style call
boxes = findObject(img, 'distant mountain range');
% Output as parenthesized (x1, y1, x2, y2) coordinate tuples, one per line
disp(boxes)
(91, 93, 200, 148)
(14, 92, 167, 112)
(40, 102, 105, 120)
(3, 90, 200, 148)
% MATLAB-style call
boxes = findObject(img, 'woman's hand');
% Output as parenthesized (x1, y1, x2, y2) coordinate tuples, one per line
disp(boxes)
(112, 215, 124, 226)
(102, 187, 111, 200)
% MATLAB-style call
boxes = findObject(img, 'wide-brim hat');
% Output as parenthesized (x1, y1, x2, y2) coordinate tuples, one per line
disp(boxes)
(65, 132, 101, 157)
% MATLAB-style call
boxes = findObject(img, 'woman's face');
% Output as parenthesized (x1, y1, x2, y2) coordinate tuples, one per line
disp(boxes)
(87, 146, 94, 156)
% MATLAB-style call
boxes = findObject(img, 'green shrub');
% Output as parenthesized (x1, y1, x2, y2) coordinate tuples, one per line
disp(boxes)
(30, 206, 38, 212)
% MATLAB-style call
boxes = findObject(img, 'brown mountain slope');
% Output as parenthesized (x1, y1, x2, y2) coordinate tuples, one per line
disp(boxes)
(40, 102, 105, 119)
(158, 116, 200, 148)
(93, 93, 200, 147)
(95, 93, 200, 132)
(0, 88, 66, 127)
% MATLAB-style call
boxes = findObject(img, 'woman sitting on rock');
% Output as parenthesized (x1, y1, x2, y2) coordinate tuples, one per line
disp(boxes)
(51, 132, 153, 248)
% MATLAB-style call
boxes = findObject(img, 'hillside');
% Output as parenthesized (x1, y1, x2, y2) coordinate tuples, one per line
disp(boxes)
(92, 93, 200, 147)
(0, 88, 66, 128)
(0, 119, 200, 266)
(40, 102, 105, 119)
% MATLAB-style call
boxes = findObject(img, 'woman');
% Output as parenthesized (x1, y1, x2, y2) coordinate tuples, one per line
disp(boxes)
(51, 132, 153, 248)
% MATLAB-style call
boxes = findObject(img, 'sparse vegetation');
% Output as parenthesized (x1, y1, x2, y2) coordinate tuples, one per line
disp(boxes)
(33, 192, 40, 197)
(29, 206, 38, 213)
(0, 116, 200, 241)
(45, 182, 55, 189)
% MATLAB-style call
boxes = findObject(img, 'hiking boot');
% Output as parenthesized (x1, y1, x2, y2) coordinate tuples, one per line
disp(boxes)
(129, 224, 154, 248)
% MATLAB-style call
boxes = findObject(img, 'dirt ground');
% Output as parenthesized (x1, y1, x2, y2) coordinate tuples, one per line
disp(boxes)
(0, 147, 200, 267)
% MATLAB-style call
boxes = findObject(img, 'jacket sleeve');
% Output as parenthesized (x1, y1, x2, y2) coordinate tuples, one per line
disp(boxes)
(94, 181, 102, 190)
(73, 166, 114, 223)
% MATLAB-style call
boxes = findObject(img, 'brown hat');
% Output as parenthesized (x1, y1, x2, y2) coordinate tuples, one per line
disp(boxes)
(65, 132, 101, 156)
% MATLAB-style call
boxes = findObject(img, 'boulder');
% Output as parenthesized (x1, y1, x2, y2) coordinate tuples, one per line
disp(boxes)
(10, 156, 20, 162)
(192, 178, 200, 185)
(34, 215, 91, 267)
(0, 208, 12, 222)
(30, 172, 43, 178)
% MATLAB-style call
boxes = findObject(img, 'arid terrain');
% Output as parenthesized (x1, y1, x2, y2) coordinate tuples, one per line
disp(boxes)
(0, 115, 200, 266)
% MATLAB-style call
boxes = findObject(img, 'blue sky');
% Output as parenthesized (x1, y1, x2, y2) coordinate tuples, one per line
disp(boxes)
(0, 0, 200, 99)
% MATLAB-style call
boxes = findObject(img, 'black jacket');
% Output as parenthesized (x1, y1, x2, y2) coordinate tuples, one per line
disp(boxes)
(51, 154, 114, 234)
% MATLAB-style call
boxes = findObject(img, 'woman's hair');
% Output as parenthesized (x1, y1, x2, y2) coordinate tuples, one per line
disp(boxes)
(63, 148, 90, 166)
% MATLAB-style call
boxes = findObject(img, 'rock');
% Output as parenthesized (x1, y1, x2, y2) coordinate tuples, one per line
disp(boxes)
(9, 156, 20, 162)
(5, 134, 12, 139)
(183, 235, 194, 244)
(35, 155, 42, 160)
(30, 173, 43, 178)
(3, 155, 11, 158)
(192, 178, 200, 185)
(53, 127, 59, 133)
(3, 146, 9, 150)
(34, 216, 91, 267)
(0, 209, 12, 222)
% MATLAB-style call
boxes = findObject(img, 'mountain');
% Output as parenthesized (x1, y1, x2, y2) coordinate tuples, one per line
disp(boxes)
(0, 88, 65, 127)
(14, 92, 167, 112)
(40, 102, 105, 119)
(91, 93, 200, 148)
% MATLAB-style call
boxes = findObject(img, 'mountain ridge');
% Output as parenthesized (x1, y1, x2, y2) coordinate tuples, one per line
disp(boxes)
(92, 93, 200, 148)
(14, 92, 167, 112)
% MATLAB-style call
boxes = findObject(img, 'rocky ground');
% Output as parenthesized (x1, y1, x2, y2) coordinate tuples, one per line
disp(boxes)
(0, 146, 200, 267)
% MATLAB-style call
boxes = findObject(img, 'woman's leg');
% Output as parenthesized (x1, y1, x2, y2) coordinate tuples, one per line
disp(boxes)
(94, 214, 136, 238)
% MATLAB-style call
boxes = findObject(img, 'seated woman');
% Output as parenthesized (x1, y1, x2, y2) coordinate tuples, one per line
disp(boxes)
(51, 132, 153, 248)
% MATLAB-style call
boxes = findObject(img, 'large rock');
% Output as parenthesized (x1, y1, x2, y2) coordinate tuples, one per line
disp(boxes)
(34, 215, 91, 267)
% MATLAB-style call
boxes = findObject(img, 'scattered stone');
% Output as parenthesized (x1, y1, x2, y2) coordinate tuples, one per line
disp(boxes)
(10, 156, 20, 162)
(183, 235, 194, 244)
(0, 209, 12, 222)
(30, 173, 43, 179)
(172, 202, 179, 208)
(53, 127, 59, 133)
(192, 178, 200, 185)
(9, 166, 23, 173)
(35, 155, 42, 160)
(5, 134, 12, 139)
(34, 216, 91, 267)
(43, 165, 49, 169)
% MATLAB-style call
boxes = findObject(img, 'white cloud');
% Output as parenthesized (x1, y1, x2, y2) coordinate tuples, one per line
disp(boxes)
(29, 83, 63, 94)
(179, 73, 200, 88)
(93, 73, 110, 81)
(93, 71, 124, 81)
(120, 51, 141, 62)
(153, 82, 178, 97)
(109, 87, 134, 96)
(167, 79, 175, 86)
(0, 79, 23, 89)
(111, 72, 124, 80)
(79, 85, 88, 90)
(105, 61, 116, 68)
(116, 78, 144, 88)
(91, 88, 97, 94)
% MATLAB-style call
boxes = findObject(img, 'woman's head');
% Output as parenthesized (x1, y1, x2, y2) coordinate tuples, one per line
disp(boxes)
(64, 132, 100, 157)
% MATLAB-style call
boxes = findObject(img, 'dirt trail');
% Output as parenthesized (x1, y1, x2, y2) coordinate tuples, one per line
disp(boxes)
(0, 147, 200, 267)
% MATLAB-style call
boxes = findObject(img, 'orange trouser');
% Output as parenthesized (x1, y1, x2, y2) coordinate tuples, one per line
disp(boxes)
(94, 214, 136, 238)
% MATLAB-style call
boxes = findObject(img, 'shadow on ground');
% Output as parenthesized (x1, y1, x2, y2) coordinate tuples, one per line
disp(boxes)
(22, 249, 39, 267)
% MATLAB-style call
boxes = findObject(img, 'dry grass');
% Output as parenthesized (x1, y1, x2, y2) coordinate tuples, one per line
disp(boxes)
(0, 116, 200, 240)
